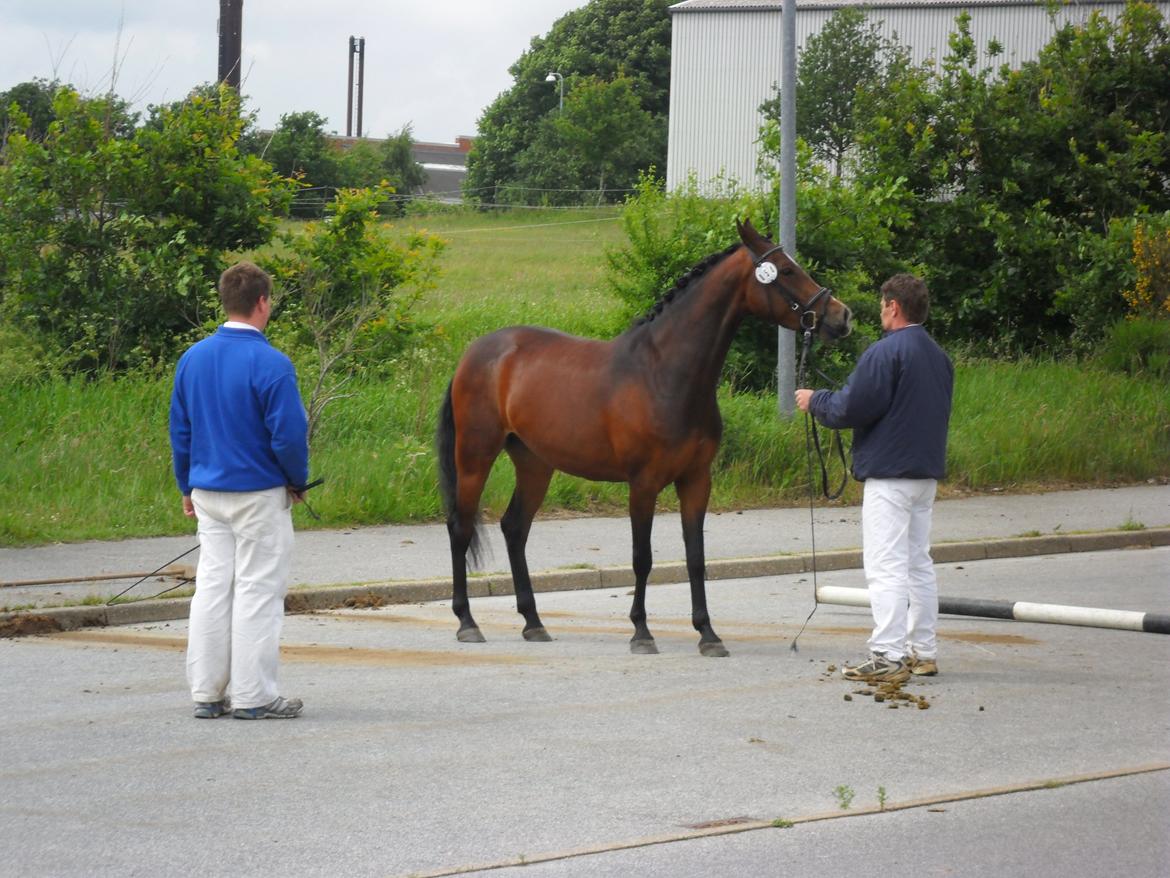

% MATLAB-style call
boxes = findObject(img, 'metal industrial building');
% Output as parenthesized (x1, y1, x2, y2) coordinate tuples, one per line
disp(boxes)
(666, 0, 1169, 190)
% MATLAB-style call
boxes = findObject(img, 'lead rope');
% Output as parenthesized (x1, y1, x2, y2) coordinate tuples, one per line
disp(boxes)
(790, 330, 820, 653)
(789, 330, 851, 652)
(105, 543, 199, 605)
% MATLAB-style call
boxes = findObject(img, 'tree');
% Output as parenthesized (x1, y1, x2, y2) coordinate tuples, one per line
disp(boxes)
(1, 78, 63, 143)
(509, 74, 661, 205)
(465, 0, 671, 204)
(335, 126, 427, 213)
(849, 1, 1170, 349)
(0, 84, 293, 373)
(760, 7, 904, 176)
(552, 75, 659, 201)
(262, 186, 445, 438)
(257, 110, 339, 216)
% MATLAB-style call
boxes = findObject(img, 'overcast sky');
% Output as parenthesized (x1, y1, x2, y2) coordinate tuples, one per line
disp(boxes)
(0, 1, 591, 144)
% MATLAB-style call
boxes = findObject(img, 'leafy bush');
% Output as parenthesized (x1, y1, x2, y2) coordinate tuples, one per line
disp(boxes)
(1126, 215, 1170, 319)
(606, 157, 910, 389)
(1099, 317, 1170, 379)
(845, 2, 1170, 352)
(0, 84, 293, 374)
(262, 186, 445, 438)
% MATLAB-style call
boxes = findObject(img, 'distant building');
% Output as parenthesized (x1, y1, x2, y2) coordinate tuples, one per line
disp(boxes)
(412, 136, 475, 202)
(666, 0, 1169, 190)
(327, 134, 474, 201)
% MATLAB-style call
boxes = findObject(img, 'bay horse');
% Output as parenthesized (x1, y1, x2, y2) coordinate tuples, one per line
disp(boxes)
(436, 219, 852, 656)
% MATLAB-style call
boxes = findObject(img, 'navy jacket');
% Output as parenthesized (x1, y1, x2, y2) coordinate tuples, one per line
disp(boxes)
(809, 325, 953, 481)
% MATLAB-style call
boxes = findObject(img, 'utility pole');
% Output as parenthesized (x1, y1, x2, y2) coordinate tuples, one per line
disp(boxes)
(346, 37, 355, 137)
(356, 36, 365, 137)
(777, 0, 797, 416)
(347, 36, 366, 138)
(217, 0, 243, 89)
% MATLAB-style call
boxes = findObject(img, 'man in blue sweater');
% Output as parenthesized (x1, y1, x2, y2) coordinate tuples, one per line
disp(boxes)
(170, 261, 309, 719)
(796, 274, 954, 683)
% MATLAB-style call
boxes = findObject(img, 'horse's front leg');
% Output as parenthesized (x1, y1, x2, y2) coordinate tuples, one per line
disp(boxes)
(627, 485, 659, 654)
(677, 469, 728, 657)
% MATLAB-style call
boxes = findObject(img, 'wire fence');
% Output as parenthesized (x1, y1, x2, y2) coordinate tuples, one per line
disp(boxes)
(288, 183, 640, 214)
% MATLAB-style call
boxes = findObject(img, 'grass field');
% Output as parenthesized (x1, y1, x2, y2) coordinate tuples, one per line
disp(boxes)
(1, 207, 1167, 546)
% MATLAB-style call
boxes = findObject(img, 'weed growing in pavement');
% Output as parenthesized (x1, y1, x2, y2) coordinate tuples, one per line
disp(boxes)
(833, 785, 855, 810)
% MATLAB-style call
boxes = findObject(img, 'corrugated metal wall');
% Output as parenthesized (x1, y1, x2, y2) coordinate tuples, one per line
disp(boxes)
(667, 3, 1170, 190)
(668, 10, 782, 190)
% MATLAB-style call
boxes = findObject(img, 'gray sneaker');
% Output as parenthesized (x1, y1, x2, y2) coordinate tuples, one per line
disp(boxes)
(232, 696, 303, 720)
(842, 653, 910, 683)
(193, 699, 231, 719)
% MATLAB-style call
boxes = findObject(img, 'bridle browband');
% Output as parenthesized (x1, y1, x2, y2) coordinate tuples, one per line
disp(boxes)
(751, 244, 832, 331)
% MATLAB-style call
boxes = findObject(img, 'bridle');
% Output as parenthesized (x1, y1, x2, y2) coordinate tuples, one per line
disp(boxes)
(747, 241, 847, 498)
(751, 244, 833, 332)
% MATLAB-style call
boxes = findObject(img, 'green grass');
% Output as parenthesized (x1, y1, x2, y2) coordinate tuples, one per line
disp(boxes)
(392, 207, 630, 344)
(1, 206, 1167, 546)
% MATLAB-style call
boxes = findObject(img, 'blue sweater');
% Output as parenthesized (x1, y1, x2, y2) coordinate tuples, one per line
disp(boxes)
(809, 325, 953, 481)
(170, 327, 309, 496)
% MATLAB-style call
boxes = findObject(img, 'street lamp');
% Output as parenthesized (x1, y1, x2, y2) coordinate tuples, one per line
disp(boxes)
(545, 71, 564, 112)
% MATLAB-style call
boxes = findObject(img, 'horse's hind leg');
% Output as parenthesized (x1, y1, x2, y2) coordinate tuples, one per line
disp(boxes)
(449, 462, 491, 643)
(501, 437, 554, 641)
(627, 485, 659, 655)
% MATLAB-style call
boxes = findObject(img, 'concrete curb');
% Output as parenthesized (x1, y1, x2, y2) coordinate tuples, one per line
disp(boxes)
(3, 526, 1167, 637)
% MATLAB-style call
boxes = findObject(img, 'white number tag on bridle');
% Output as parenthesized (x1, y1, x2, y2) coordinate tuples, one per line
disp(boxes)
(755, 262, 778, 285)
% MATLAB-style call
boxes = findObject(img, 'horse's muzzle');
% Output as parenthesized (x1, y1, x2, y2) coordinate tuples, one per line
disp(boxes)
(821, 305, 853, 340)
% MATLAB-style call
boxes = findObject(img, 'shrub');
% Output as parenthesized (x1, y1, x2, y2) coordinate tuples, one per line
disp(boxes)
(607, 158, 909, 389)
(1099, 317, 1170, 380)
(1126, 216, 1170, 319)
(262, 186, 445, 439)
(0, 84, 293, 374)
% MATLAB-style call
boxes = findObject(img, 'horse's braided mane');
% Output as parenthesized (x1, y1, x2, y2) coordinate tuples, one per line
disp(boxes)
(632, 243, 740, 327)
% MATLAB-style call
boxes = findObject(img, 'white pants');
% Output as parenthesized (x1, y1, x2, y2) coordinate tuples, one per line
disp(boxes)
(862, 478, 939, 661)
(188, 487, 294, 709)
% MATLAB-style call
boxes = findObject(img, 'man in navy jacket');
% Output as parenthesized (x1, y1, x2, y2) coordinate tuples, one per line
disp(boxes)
(796, 274, 954, 683)
(170, 261, 309, 719)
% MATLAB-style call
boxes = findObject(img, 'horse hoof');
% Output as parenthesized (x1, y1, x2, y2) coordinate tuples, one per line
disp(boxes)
(699, 641, 729, 658)
(457, 627, 486, 643)
(630, 638, 659, 655)
(523, 626, 552, 642)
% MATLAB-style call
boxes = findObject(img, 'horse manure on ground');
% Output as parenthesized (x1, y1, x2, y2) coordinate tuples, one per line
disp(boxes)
(848, 681, 931, 711)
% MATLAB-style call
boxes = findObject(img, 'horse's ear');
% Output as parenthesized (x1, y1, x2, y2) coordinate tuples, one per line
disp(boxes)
(737, 217, 769, 253)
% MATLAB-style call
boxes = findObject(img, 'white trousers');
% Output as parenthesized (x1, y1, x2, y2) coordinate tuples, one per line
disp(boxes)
(188, 487, 294, 709)
(862, 478, 939, 661)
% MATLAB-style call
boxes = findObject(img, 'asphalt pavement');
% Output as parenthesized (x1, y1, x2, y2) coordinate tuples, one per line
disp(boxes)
(1, 484, 1168, 877)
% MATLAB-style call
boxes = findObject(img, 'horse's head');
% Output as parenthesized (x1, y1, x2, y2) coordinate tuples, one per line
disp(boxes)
(735, 219, 852, 340)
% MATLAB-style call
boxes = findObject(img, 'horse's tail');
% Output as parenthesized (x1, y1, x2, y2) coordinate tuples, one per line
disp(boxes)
(436, 379, 486, 569)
